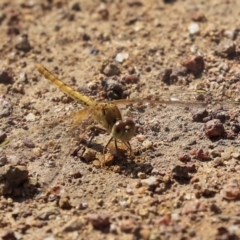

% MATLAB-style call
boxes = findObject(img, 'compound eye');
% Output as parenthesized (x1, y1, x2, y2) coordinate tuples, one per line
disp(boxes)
(112, 118, 136, 141)
(124, 119, 135, 129)
(113, 121, 125, 134)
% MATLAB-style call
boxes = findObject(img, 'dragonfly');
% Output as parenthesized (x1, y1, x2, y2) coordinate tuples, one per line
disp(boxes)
(35, 64, 209, 165)
(35, 64, 136, 164)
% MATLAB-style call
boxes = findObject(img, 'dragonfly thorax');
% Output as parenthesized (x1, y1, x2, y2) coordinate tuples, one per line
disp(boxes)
(93, 103, 122, 133)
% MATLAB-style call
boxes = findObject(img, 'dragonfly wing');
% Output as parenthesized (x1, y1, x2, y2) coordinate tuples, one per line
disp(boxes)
(111, 93, 207, 107)
(111, 87, 239, 107)
(71, 108, 91, 127)
(69, 106, 104, 143)
(69, 107, 95, 133)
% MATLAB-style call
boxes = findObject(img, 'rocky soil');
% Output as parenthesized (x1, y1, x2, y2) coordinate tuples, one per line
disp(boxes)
(0, 0, 240, 239)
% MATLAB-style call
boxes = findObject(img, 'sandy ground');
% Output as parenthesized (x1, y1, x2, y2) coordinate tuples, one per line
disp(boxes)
(0, 0, 240, 239)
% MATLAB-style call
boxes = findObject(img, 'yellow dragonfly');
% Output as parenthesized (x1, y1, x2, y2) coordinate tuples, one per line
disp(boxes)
(35, 64, 209, 164)
(35, 64, 136, 162)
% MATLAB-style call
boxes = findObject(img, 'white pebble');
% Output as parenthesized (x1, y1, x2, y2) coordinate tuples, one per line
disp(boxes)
(141, 176, 157, 186)
(119, 200, 128, 208)
(115, 52, 129, 63)
(25, 113, 36, 121)
(188, 22, 200, 35)
(142, 139, 153, 149)
(223, 30, 234, 39)
(19, 72, 27, 81)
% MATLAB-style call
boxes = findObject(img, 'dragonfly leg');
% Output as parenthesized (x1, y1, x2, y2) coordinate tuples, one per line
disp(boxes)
(81, 125, 106, 146)
(123, 141, 132, 155)
(102, 136, 113, 167)
(70, 145, 84, 157)
(115, 139, 132, 155)
(114, 138, 119, 151)
(87, 128, 96, 146)
(114, 139, 132, 152)
(103, 136, 113, 154)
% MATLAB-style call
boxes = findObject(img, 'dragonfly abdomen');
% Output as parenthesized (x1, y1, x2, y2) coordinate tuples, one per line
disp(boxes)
(35, 64, 95, 107)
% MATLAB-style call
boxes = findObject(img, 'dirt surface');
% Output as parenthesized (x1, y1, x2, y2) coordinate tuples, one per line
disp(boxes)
(1, 0, 240, 239)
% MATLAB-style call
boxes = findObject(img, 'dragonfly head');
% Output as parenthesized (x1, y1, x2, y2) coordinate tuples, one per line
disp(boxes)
(111, 118, 136, 142)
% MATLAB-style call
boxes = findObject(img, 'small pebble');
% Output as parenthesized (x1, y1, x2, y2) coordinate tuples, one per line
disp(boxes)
(191, 12, 206, 22)
(92, 160, 101, 168)
(223, 30, 234, 39)
(138, 187, 147, 194)
(32, 147, 41, 157)
(119, 200, 128, 208)
(231, 152, 240, 160)
(109, 223, 118, 234)
(77, 202, 88, 210)
(136, 134, 146, 142)
(101, 62, 121, 76)
(178, 153, 191, 163)
(125, 187, 133, 195)
(0, 96, 13, 117)
(182, 55, 204, 75)
(137, 172, 146, 179)
(113, 165, 121, 173)
(15, 34, 32, 53)
(23, 139, 35, 148)
(188, 22, 200, 35)
(103, 153, 114, 166)
(204, 119, 224, 138)
(139, 228, 151, 240)
(0, 131, 7, 143)
(115, 52, 129, 63)
(37, 206, 59, 220)
(120, 218, 138, 233)
(138, 208, 149, 217)
(70, 171, 82, 179)
(7, 155, 19, 165)
(97, 198, 104, 206)
(58, 195, 72, 209)
(0, 156, 8, 166)
(213, 157, 223, 167)
(24, 177, 38, 188)
(71, 2, 81, 11)
(19, 72, 27, 82)
(141, 176, 158, 186)
(221, 179, 240, 200)
(25, 113, 36, 121)
(122, 74, 139, 84)
(87, 213, 110, 228)
(142, 140, 153, 149)
(0, 70, 13, 84)
(62, 217, 83, 232)
(97, 4, 109, 20)
(210, 149, 221, 158)
(82, 149, 96, 162)
(181, 200, 206, 215)
(192, 108, 208, 122)
(217, 40, 236, 58)
(127, 0, 143, 7)
(221, 152, 231, 161)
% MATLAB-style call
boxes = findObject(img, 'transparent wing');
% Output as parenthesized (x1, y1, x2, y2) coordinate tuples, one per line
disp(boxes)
(42, 107, 90, 128)
(111, 89, 207, 107)
(70, 107, 92, 129)
(68, 106, 97, 139)
(196, 88, 240, 105)
(111, 88, 240, 107)
(68, 104, 110, 141)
